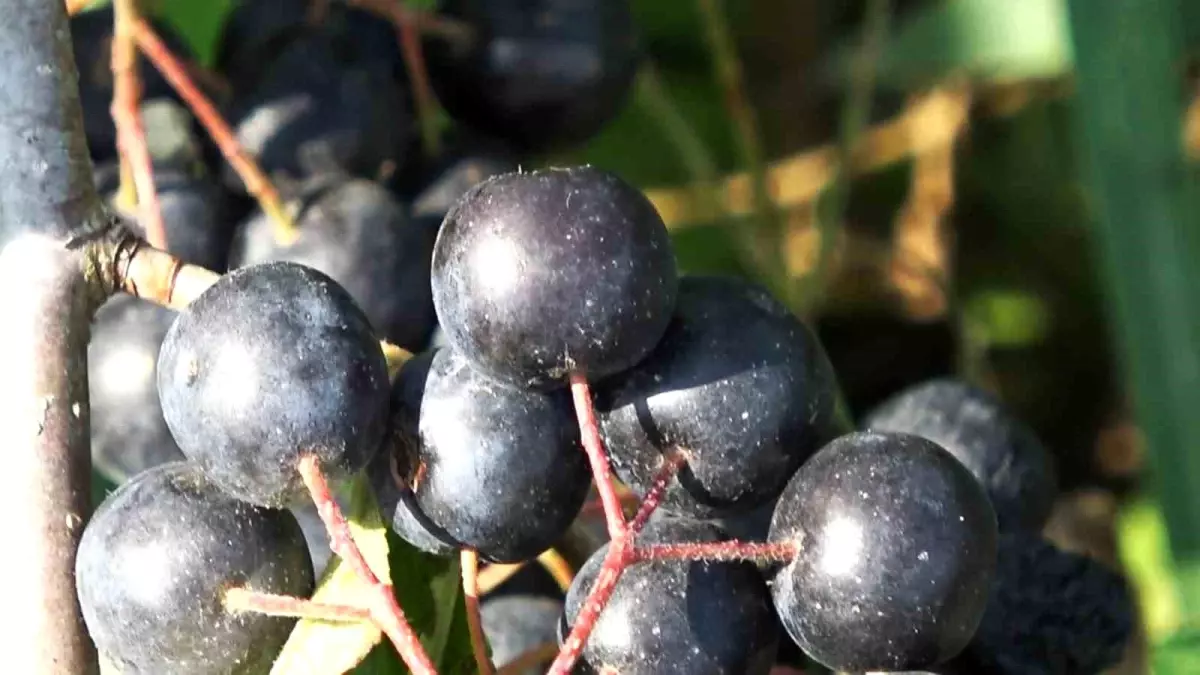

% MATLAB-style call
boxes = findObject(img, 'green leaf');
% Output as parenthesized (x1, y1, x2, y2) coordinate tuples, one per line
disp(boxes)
(1066, 0, 1200, 614)
(1155, 627, 1200, 674)
(826, 0, 1074, 88)
(271, 478, 390, 675)
(378, 532, 476, 674)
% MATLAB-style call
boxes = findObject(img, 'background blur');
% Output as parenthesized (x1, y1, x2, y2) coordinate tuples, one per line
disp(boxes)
(106, 0, 1200, 672)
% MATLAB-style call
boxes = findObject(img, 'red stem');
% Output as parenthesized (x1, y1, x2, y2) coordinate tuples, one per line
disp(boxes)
(568, 373, 627, 539)
(132, 18, 297, 243)
(297, 456, 437, 675)
(634, 540, 797, 564)
(396, 17, 442, 158)
(461, 549, 495, 675)
(111, 0, 167, 249)
(546, 450, 680, 675)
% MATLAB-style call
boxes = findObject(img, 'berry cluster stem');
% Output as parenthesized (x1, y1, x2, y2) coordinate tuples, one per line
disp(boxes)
(546, 427, 684, 674)
(460, 549, 495, 675)
(223, 588, 372, 623)
(635, 540, 797, 564)
(297, 455, 437, 675)
(568, 374, 627, 539)
(111, 0, 167, 250)
(131, 18, 298, 245)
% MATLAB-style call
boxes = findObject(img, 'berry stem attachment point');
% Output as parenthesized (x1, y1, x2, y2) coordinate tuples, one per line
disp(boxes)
(114, 237, 220, 310)
(111, 0, 167, 250)
(568, 373, 627, 539)
(131, 18, 299, 245)
(296, 455, 437, 675)
(546, 449, 683, 675)
(223, 588, 372, 623)
(461, 549, 496, 675)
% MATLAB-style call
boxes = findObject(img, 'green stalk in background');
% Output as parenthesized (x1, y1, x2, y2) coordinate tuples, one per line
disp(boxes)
(1066, 0, 1200, 613)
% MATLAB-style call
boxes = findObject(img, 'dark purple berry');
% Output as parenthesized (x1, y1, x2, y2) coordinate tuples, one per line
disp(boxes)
(768, 431, 998, 673)
(431, 166, 678, 389)
(937, 532, 1135, 675)
(482, 596, 564, 674)
(410, 151, 519, 222)
(561, 517, 778, 675)
(596, 275, 846, 518)
(156, 261, 390, 508)
(426, 0, 640, 151)
(215, 0, 403, 94)
(221, 33, 410, 193)
(76, 462, 314, 674)
(88, 296, 184, 484)
(385, 348, 590, 562)
(95, 161, 233, 273)
(863, 378, 1059, 532)
(230, 175, 437, 351)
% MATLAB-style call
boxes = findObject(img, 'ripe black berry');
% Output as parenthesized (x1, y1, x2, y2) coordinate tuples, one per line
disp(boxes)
(231, 176, 437, 351)
(482, 595, 564, 673)
(76, 462, 314, 674)
(863, 378, 1059, 532)
(95, 161, 233, 272)
(157, 261, 390, 508)
(561, 517, 778, 674)
(937, 532, 1135, 675)
(88, 296, 183, 484)
(221, 33, 410, 192)
(596, 275, 846, 518)
(426, 0, 640, 151)
(768, 431, 998, 673)
(431, 166, 678, 389)
(215, 0, 403, 94)
(387, 347, 590, 562)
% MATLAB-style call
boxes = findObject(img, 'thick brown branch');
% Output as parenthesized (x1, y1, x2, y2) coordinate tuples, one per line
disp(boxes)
(0, 3, 108, 672)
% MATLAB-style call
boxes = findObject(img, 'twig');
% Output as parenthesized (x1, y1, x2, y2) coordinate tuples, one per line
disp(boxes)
(298, 455, 437, 675)
(132, 18, 298, 244)
(535, 548, 575, 593)
(545, 455, 681, 675)
(347, 0, 475, 46)
(642, 86, 972, 230)
(111, 0, 167, 249)
(397, 15, 442, 158)
(568, 374, 626, 540)
(477, 548, 574, 596)
(223, 588, 373, 623)
(346, 0, 454, 158)
(461, 549, 495, 675)
(888, 86, 970, 320)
